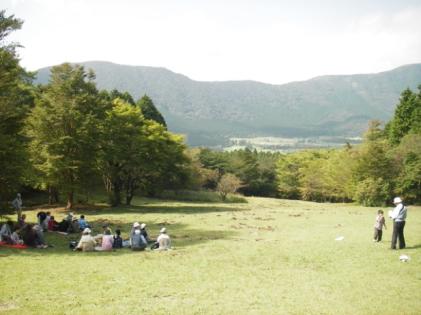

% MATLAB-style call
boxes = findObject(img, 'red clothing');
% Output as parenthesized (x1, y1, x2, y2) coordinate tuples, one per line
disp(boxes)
(48, 220, 59, 231)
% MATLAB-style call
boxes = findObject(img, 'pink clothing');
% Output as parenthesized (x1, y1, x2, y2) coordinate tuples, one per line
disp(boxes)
(101, 235, 114, 250)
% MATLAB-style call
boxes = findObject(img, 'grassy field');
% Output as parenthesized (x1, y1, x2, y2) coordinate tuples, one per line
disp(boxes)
(1, 196, 420, 315)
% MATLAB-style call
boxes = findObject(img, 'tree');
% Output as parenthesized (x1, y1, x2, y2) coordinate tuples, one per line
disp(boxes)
(27, 63, 103, 209)
(136, 95, 167, 128)
(353, 121, 395, 206)
(217, 173, 242, 201)
(387, 87, 421, 145)
(393, 134, 421, 203)
(98, 98, 145, 206)
(0, 11, 34, 206)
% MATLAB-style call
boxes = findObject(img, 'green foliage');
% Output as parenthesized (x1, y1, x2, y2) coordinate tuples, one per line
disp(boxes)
(35, 62, 421, 146)
(136, 94, 166, 127)
(0, 11, 34, 201)
(98, 93, 189, 205)
(354, 178, 391, 206)
(26, 63, 103, 208)
(393, 134, 421, 203)
(387, 87, 421, 145)
(216, 173, 242, 201)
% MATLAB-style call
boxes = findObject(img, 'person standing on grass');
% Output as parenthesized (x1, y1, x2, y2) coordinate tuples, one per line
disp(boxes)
(373, 210, 387, 242)
(12, 193, 23, 221)
(389, 197, 407, 250)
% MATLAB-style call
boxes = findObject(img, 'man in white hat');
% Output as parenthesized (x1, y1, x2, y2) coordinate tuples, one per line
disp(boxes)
(389, 197, 407, 249)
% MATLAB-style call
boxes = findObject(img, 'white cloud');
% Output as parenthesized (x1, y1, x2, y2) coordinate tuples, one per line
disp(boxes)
(4, 1, 421, 84)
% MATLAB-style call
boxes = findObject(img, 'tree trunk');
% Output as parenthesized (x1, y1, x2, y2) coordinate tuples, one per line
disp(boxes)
(126, 193, 133, 206)
(48, 186, 60, 204)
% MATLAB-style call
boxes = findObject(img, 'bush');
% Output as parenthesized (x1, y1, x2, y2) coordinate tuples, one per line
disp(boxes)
(354, 178, 391, 207)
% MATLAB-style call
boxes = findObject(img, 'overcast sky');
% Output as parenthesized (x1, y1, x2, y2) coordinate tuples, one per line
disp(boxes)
(3, 0, 421, 84)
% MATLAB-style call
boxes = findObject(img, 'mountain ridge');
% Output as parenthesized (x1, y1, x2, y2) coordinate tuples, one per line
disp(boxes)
(35, 61, 421, 146)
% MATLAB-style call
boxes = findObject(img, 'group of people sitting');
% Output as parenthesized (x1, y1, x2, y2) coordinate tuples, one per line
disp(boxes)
(0, 215, 49, 248)
(74, 221, 171, 252)
(1, 210, 171, 252)
(36, 211, 90, 234)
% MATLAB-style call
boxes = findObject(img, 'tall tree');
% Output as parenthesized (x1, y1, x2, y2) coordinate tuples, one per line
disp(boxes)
(27, 64, 103, 209)
(98, 98, 144, 206)
(136, 95, 167, 128)
(387, 87, 421, 145)
(0, 11, 34, 206)
(353, 121, 395, 206)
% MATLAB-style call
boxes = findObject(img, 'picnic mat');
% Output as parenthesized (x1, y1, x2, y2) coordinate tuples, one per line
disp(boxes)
(0, 241, 28, 249)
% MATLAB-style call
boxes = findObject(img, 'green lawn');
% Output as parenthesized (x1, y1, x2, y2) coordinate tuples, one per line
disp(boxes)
(1, 197, 421, 315)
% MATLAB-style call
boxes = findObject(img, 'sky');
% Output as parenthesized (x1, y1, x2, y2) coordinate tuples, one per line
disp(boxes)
(3, 0, 421, 84)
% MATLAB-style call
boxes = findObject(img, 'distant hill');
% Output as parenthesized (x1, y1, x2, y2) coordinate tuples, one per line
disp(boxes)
(35, 61, 421, 146)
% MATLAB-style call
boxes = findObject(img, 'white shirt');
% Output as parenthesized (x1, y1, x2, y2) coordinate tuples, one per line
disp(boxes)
(390, 203, 407, 222)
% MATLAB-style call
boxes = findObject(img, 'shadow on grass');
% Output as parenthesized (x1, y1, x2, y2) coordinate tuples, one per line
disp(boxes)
(72, 204, 247, 216)
(0, 220, 237, 257)
(404, 244, 421, 249)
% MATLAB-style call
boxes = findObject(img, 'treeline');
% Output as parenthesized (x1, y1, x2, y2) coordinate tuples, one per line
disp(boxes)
(276, 87, 421, 206)
(1, 11, 420, 209)
(182, 85, 421, 206)
(0, 12, 190, 209)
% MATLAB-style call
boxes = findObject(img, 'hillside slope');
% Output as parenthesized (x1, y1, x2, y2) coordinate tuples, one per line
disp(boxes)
(35, 62, 421, 145)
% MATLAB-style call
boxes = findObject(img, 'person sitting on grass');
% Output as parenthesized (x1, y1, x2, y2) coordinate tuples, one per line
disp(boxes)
(10, 226, 23, 245)
(130, 222, 147, 251)
(95, 228, 113, 251)
(48, 215, 59, 231)
(36, 211, 47, 230)
(43, 212, 51, 231)
(21, 224, 48, 248)
(68, 217, 80, 234)
(78, 215, 90, 231)
(113, 229, 123, 249)
(75, 228, 96, 252)
(140, 223, 152, 243)
(151, 227, 171, 251)
(18, 214, 26, 228)
(0, 220, 13, 243)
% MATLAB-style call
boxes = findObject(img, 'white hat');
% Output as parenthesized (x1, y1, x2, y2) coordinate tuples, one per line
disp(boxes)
(17, 193, 21, 197)
(69, 212, 74, 216)
(140, 223, 146, 229)
(393, 197, 403, 204)
(133, 222, 140, 228)
(160, 227, 166, 233)
(83, 228, 91, 234)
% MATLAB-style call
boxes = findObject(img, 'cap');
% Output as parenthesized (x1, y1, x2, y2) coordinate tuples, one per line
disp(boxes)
(140, 223, 146, 229)
(133, 222, 140, 228)
(83, 228, 91, 234)
(160, 227, 166, 233)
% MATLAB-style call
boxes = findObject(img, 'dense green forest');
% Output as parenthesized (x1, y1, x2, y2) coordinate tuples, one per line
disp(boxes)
(1, 11, 420, 212)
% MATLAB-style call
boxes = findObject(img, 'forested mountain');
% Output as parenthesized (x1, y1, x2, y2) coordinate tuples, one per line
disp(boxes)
(35, 62, 421, 146)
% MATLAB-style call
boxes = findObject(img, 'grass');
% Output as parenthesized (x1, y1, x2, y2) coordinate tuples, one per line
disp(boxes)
(0, 196, 420, 314)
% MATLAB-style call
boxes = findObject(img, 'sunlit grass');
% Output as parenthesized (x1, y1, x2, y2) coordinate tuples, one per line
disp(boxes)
(1, 197, 420, 314)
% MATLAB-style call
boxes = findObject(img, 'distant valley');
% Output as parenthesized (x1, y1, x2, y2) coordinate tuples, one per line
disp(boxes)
(35, 62, 421, 148)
